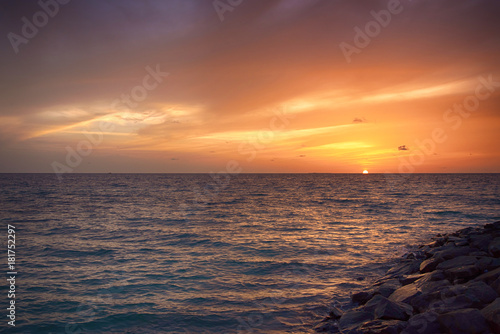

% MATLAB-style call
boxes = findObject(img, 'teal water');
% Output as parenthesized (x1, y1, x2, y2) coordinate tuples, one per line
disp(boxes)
(0, 173, 499, 333)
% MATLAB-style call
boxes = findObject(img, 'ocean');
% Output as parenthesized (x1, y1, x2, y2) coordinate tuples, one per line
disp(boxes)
(1, 173, 499, 333)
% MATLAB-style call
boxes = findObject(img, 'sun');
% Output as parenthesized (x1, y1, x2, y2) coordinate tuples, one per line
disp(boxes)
(363, 170, 369, 174)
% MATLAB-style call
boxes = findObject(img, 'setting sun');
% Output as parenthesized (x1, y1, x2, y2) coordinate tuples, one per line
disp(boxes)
(363, 170, 369, 174)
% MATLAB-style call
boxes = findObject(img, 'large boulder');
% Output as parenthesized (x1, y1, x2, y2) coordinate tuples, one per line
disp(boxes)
(363, 295, 413, 321)
(489, 237, 500, 257)
(401, 311, 441, 334)
(438, 308, 489, 334)
(388, 284, 421, 305)
(339, 310, 374, 332)
(433, 246, 475, 261)
(400, 273, 425, 286)
(473, 267, 500, 285)
(358, 319, 407, 334)
(419, 257, 442, 273)
(412, 270, 446, 286)
(352, 290, 375, 306)
(436, 256, 478, 271)
(374, 279, 402, 298)
(490, 277, 500, 295)
(475, 256, 500, 272)
(446, 265, 481, 281)
(469, 233, 494, 252)
(386, 260, 422, 278)
(465, 281, 498, 305)
(480, 298, 500, 333)
(314, 321, 340, 333)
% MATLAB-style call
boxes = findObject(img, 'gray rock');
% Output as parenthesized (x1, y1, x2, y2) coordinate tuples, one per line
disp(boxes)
(480, 297, 500, 333)
(400, 273, 425, 286)
(339, 310, 374, 332)
(438, 294, 483, 313)
(386, 260, 422, 278)
(363, 295, 413, 321)
(413, 270, 446, 285)
(470, 251, 490, 257)
(410, 283, 469, 313)
(433, 246, 475, 261)
(446, 265, 481, 281)
(401, 311, 441, 334)
(314, 320, 340, 333)
(488, 237, 500, 257)
(419, 257, 442, 273)
(484, 221, 500, 230)
(388, 284, 421, 305)
(358, 319, 407, 334)
(416, 279, 450, 294)
(352, 290, 374, 305)
(438, 308, 489, 334)
(470, 233, 494, 252)
(490, 277, 500, 295)
(473, 266, 500, 285)
(436, 255, 478, 270)
(375, 279, 402, 298)
(465, 280, 498, 305)
(475, 256, 500, 272)
(328, 306, 344, 320)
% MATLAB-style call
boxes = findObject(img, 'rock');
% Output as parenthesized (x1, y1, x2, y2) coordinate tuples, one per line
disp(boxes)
(358, 319, 407, 334)
(480, 298, 500, 333)
(413, 270, 446, 285)
(433, 246, 475, 261)
(436, 255, 478, 271)
(465, 281, 498, 305)
(386, 260, 422, 278)
(470, 251, 490, 257)
(455, 240, 469, 247)
(409, 282, 460, 314)
(473, 266, 500, 285)
(490, 277, 500, 295)
(388, 284, 421, 305)
(375, 300, 412, 321)
(314, 321, 340, 333)
(352, 290, 375, 305)
(446, 265, 481, 281)
(419, 257, 442, 273)
(401, 311, 441, 334)
(484, 221, 500, 230)
(470, 234, 494, 252)
(438, 294, 483, 313)
(488, 237, 500, 257)
(400, 273, 425, 286)
(475, 256, 500, 272)
(339, 310, 374, 332)
(374, 279, 402, 298)
(438, 308, 489, 334)
(328, 306, 344, 320)
(416, 279, 450, 294)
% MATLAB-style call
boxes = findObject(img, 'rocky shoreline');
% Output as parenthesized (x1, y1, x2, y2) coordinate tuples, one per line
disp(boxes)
(314, 221, 500, 334)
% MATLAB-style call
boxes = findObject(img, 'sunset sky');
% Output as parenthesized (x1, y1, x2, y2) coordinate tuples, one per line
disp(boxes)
(1, 0, 499, 174)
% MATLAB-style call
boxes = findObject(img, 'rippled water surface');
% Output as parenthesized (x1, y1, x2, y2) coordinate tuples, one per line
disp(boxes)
(1, 173, 499, 333)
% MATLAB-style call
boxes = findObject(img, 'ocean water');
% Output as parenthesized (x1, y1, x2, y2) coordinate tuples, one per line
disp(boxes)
(1, 173, 499, 333)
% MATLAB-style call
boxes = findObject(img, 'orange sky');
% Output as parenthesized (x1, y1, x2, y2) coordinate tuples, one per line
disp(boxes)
(1, 0, 499, 173)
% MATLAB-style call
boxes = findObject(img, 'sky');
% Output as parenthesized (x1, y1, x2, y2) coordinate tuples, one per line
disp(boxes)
(0, 0, 499, 174)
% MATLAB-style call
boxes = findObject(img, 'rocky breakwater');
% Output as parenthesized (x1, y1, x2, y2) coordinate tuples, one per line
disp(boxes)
(315, 221, 500, 333)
